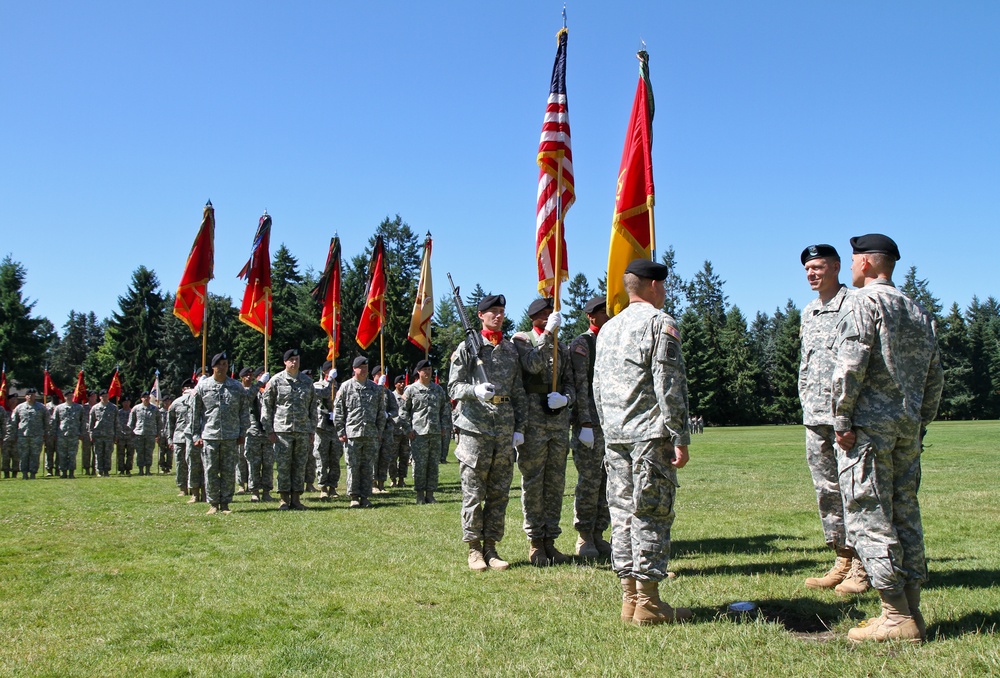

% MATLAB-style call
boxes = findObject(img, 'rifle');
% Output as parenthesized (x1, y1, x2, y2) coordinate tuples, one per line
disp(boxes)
(447, 273, 490, 385)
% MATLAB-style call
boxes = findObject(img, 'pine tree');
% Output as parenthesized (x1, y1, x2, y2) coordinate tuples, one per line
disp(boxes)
(0, 256, 49, 389)
(106, 265, 165, 396)
(901, 266, 942, 319)
(563, 272, 594, 338)
(660, 246, 685, 318)
(936, 303, 974, 419)
(966, 296, 1000, 418)
(771, 302, 802, 424)
(680, 309, 721, 424)
(718, 306, 762, 424)
(685, 260, 727, 326)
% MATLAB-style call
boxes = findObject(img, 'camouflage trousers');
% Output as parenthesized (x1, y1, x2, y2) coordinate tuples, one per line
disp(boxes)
(187, 437, 205, 489)
(92, 438, 114, 475)
(409, 434, 441, 492)
(605, 438, 678, 582)
(17, 437, 44, 475)
(200, 439, 238, 506)
(836, 427, 925, 591)
(44, 437, 56, 473)
(245, 434, 273, 492)
(805, 425, 847, 549)
(375, 430, 397, 484)
(517, 423, 570, 540)
(457, 430, 515, 543)
(274, 433, 311, 494)
(134, 435, 156, 470)
(235, 441, 249, 487)
(116, 438, 134, 473)
(391, 433, 410, 481)
(2, 441, 20, 474)
(80, 436, 93, 473)
(158, 439, 172, 473)
(56, 436, 78, 471)
(572, 424, 610, 535)
(313, 429, 343, 488)
(345, 436, 377, 498)
(173, 439, 190, 489)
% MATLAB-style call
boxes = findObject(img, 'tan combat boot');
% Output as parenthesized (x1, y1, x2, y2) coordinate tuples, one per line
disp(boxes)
(848, 590, 922, 643)
(291, 493, 308, 510)
(220, 504, 232, 515)
(805, 549, 854, 589)
(621, 577, 637, 623)
(467, 540, 488, 572)
(528, 539, 548, 567)
(319, 486, 330, 500)
(484, 540, 510, 571)
(576, 532, 599, 559)
(633, 580, 693, 626)
(278, 492, 291, 510)
(250, 490, 261, 503)
(905, 585, 927, 641)
(235, 483, 247, 495)
(349, 496, 361, 509)
(178, 487, 188, 497)
(594, 532, 613, 557)
(415, 490, 426, 505)
(544, 538, 572, 565)
(187, 487, 200, 504)
(206, 504, 219, 515)
(835, 557, 871, 595)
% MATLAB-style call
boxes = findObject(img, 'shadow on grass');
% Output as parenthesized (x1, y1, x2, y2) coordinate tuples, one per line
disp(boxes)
(717, 597, 864, 635)
(925, 569, 1000, 589)
(682, 558, 825, 578)
(673, 533, 817, 557)
(930, 610, 1000, 639)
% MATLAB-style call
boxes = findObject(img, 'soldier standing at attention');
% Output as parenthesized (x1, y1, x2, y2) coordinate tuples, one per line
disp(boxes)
(129, 391, 161, 476)
(262, 348, 317, 511)
(798, 244, 869, 594)
(116, 396, 133, 475)
(312, 360, 341, 500)
(234, 369, 254, 496)
(512, 297, 576, 566)
(157, 395, 172, 474)
(191, 352, 250, 515)
(168, 379, 196, 499)
(594, 259, 693, 626)
(81, 391, 97, 475)
(0, 399, 12, 478)
(400, 359, 450, 504)
(89, 390, 119, 477)
(52, 394, 85, 478)
(371, 364, 400, 495)
(569, 295, 612, 559)
(833, 234, 943, 644)
(11, 388, 50, 479)
(449, 293, 527, 572)
(240, 367, 273, 503)
(44, 395, 59, 476)
(333, 356, 386, 508)
(389, 375, 411, 487)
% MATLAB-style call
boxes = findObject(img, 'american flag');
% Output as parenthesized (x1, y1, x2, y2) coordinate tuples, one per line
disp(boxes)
(535, 26, 574, 298)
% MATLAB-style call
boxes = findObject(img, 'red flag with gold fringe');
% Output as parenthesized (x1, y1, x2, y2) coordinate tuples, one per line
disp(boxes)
(355, 235, 386, 350)
(173, 201, 215, 336)
(311, 236, 342, 360)
(237, 213, 273, 337)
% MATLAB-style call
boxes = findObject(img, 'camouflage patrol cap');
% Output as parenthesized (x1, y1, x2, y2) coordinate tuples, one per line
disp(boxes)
(850, 234, 900, 261)
(800, 244, 839, 265)
(527, 298, 553, 317)
(477, 294, 506, 312)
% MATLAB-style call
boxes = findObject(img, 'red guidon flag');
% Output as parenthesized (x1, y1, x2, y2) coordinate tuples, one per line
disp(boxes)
(72, 370, 88, 404)
(535, 27, 574, 298)
(407, 233, 433, 352)
(44, 369, 65, 403)
(108, 369, 123, 401)
(607, 50, 655, 317)
(355, 235, 386, 350)
(0, 365, 8, 411)
(237, 212, 273, 337)
(311, 236, 342, 360)
(174, 201, 215, 336)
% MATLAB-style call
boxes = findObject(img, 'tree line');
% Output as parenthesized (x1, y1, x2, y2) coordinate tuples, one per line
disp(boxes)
(1, 218, 998, 423)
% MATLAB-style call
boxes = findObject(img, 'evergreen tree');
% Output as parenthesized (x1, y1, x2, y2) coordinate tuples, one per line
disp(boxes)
(0, 255, 48, 388)
(771, 302, 802, 424)
(563, 272, 594, 338)
(718, 306, 762, 424)
(660, 246, 685, 318)
(430, 297, 464, 387)
(51, 310, 90, 384)
(685, 260, 728, 326)
(966, 296, 1000, 418)
(901, 266, 942, 319)
(936, 303, 974, 419)
(158, 293, 203, 397)
(106, 265, 165, 396)
(679, 309, 721, 424)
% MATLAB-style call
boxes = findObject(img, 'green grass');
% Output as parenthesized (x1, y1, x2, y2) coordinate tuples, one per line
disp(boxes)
(1, 421, 998, 676)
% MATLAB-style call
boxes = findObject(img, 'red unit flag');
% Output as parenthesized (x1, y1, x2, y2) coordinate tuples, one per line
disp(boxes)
(355, 235, 387, 350)
(173, 201, 215, 337)
(237, 213, 273, 337)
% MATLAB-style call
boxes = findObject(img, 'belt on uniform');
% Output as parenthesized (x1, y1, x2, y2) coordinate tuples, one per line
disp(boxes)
(490, 396, 511, 404)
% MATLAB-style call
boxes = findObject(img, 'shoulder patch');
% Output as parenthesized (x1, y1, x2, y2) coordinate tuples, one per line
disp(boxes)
(573, 344, 588, 357)
(663, 324, 681, 342)
(836, 310, 860, 343)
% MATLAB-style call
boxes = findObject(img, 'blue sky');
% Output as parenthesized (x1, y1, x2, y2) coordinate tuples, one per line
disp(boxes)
(2, 1, 997, 336)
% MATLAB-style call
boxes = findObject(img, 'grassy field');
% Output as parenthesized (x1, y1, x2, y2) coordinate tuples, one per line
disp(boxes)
(1, 421, 998, 676)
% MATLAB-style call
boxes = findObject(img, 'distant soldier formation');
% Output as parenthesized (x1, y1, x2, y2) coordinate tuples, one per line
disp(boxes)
(0, 233, 944, 643)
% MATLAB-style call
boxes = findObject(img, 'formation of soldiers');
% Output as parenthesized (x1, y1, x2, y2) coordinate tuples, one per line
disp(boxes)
(0, 232, 944, 642)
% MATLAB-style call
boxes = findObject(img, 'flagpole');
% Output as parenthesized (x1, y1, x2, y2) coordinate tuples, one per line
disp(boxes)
(550, 153, 564, 392)
(201, 293, 208, 376)
(264, 295, 270, 373)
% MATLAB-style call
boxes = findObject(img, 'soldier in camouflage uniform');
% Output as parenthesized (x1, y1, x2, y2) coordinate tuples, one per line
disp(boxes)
(168, 379, 196, 498)
(262, 348, 317, 511)
(11, 388, 50, 479)
(312, 361, 341, 500)
(157, 395, 172, 474)
(569, 296, 612, 559)
(52, 395, 85, 477)
(389, 376, 411, 486)
(89, 390, 119, 477)
(594, 259, 692, 626)
(334, 356, 386, 508)
(400, 360, 450, 504)
(115, 396, 133, 475)
(234, 370, 252, 496)
(371, 365, 399, 494)
(44, 396, 58, 476)
(191, 352, 251, 515)
(129, 391, 161, 476)
(798, 244, 869, 594)
(81, 391, 97, 475)
(0, 398, 14, 478)
(449, 293, 527, 571)
(240, 368, 273, 503)
(512, 297, 577, 566)
(832, 235, 944, 643)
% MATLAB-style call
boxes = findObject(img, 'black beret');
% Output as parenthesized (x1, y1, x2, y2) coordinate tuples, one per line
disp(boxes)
(141, 391, 150, 397)
(283, 348, 300, 361)
(99, 389, 109, 396)
(394, 375, 406, 385)
(253, 367, 265, 378)
(800, 244, 839, 265)
(527, 298, 553, 317)
(322, 360, 333, 372)
(352, 356, 369, 368)
(583, 296, 607, 315)
(121, 395, 132, 402)
(25, 387, 37, 395)
(477, 294, 506, 312)
(239, 367, 253, 378)
(211, 351, 227, 367)
(624, 258, 669, 281)
(181, 379, 195, 389)
(850, 234, 900, 261)
(415, 359, 432, 372)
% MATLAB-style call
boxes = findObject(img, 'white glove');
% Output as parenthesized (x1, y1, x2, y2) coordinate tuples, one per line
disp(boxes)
(260, 372, 270, 384)
(377, 374, 388, 386)
(545, 311, 562, 333)
(512, 432, 524, 447)
(547, 392, 568, 409)
(578, 426, 595, 448)
(474, 383, 496, 402)
(327, 368, 337, 382)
